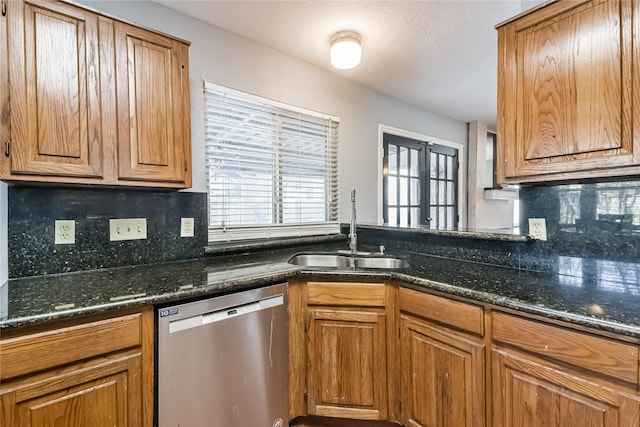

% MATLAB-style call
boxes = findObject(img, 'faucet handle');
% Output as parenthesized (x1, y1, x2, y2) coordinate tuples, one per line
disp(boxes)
(379, 245, 385, 254)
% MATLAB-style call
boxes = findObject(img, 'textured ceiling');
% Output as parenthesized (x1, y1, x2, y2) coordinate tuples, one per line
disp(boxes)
(156, 0, 529, 127)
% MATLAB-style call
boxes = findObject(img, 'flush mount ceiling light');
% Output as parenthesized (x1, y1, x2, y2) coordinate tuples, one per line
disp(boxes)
(330, 31, 361, 70)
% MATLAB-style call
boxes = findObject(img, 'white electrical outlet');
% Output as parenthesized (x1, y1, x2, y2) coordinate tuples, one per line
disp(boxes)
(528, 218, 548, 241)
(180, 217, 194, 238)
(109, 218, 147, 241)
(54, 220, 75, 244)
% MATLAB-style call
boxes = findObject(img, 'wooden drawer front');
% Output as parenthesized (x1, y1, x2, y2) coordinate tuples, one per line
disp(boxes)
(0, 313, 142, 380)
(492, 312, 638, 384)
(399, 288, 484, 336)
(307, 282, 386, 307)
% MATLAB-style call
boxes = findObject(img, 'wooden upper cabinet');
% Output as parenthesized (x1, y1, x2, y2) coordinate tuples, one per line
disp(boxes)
(0, 0, 192, 188)
(115, 22, 191, 186)
(497, 0, 640, 183)
(6, 0, 102, 178)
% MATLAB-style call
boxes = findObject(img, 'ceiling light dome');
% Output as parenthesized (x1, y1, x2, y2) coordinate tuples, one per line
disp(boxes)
(330, 31, 361, 70)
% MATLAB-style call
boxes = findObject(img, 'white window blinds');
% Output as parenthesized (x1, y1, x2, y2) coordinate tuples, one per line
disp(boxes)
(204, 82, 340, 242)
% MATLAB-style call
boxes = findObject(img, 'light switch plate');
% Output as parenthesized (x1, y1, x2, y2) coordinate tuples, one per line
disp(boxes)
(180, 218, 194, 238)
(55, 220, 75, 244)
(528, 218, 547, 241)
(109, 218, 147, 241)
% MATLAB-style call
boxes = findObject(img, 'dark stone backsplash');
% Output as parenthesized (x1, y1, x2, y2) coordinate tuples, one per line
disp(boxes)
(519, 180, 640, 263)
(8, 186, 207, 278)
(356, 179, 640, 275)
(7, 179, 640, 279)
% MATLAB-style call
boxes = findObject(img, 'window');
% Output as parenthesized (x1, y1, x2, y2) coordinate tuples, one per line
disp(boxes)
(204, 83, 339, 241)
(383, 133, 459, 230)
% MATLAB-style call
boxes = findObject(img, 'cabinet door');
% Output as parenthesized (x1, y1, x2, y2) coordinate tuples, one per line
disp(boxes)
(400, 315, 485, 427)
(498, 0, 638, 182)
(307, 308, 388, 420)
(115, 22, 191, 186)
(6, 0, 102, 178)
(492, 347, 640, 427)
(0, 353, 142, 427)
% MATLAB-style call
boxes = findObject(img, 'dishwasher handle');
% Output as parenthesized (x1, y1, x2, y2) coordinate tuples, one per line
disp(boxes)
(168, 294, 284, 334)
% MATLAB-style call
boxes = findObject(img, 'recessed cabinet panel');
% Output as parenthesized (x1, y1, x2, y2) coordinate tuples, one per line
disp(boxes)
(518, 0, 622, 161)
(116, 22, 188, 184)
(8, 0, 102, 177)
(400, 313, 485, 427)
(307, 308, 388, 420)
(492, 347, 640, 427)
(14, 369, 131, 427)
(129, 37, 172, 167)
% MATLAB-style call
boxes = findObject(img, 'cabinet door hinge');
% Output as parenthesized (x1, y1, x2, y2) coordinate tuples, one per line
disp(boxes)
(1, 0, 6, 17)
(303, 389, 308, 403)
(4, 141, 9, 157)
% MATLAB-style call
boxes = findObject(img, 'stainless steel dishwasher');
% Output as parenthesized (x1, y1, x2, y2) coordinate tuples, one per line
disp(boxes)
(157, 283, 288, 427)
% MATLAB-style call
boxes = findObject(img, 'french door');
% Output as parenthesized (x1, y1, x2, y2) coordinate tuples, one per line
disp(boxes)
(383, 133, 458, 230)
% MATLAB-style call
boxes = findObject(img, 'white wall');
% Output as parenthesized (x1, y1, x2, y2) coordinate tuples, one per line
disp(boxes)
(80, 1, 468, 224)
(468, 121, 515, 231)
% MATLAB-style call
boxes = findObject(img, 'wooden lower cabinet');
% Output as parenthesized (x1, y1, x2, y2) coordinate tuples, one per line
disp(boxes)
(2, 354, 142, 427)
(399, 288, 486, 427)
(307, 307, 388, 420)
(293, 282, 640, 427)
(400, 315, 485, 427)
(492, 311, 640, 427)
(492, 347, 640, 427)
(304, 282, 391, 421)
(0, 309, 154, 427)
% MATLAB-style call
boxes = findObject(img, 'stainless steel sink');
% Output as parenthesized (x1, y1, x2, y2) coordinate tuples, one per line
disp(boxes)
(353, 257, 405, 269)
(287, 254, 351, 269)
(287, 253, 406, 270)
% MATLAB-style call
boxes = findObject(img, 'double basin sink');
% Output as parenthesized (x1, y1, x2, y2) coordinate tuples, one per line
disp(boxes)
(287, 252, 406, 270)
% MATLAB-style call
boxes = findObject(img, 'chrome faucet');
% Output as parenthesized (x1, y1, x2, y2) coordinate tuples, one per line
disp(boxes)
(349, 189, 357, 253)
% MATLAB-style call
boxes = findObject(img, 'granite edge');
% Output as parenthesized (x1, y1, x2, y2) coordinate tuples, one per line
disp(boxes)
(356, 224, 532, 243)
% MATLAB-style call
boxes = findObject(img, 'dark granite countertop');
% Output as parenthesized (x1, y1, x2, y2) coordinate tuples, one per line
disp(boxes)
(2, 242, 640, 339)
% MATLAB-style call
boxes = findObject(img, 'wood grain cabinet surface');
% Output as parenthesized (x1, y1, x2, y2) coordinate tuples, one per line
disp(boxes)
(291, 281, 640, 427)
(0, 310, 154, 427)
(497, 0, 640, 183)
(0, 0, 191, 188)
(115, 22, 191, 186)
(399, 288, 486, 427)
(304, 282, 391, 421)
(491, 312, 640, 427)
